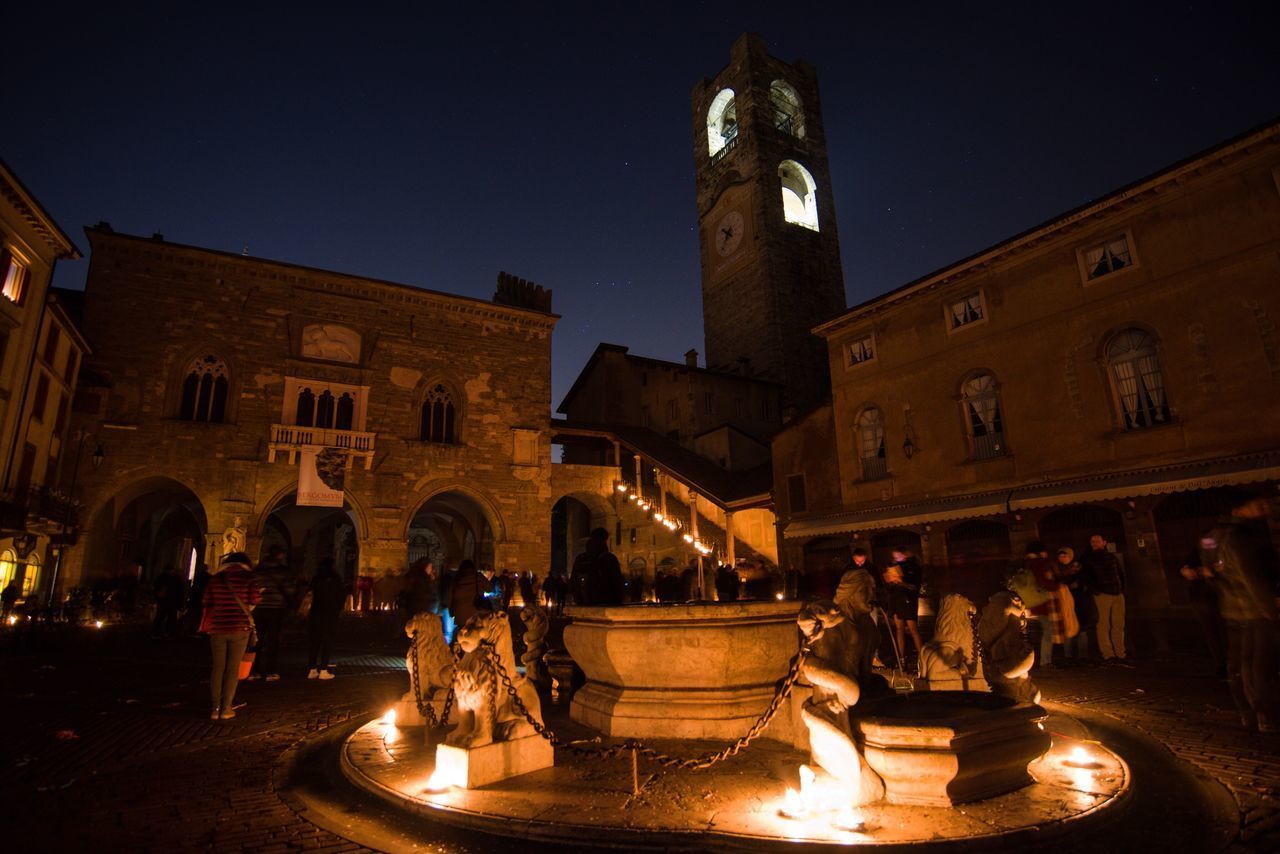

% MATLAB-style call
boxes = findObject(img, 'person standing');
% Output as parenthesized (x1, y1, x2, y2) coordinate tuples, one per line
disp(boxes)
(1, 578, 19, 621)
(714, 564, 740, 602)
(1056, 547, 1094, 665)
(1181, 533, 1226, 676)
(449, 559, 484, 633)
(1023, 541, 1063, 669)
(250, 547, 295, 682)
(1212, 494, 1280, 732)
(837, 547, 881, 676)
(200, 552, 261, 720)
(306, 558, 346, 680)
(401, 558, 439, 617)
(152, 565, 184, 638)
(884, 546, 924, 668)
(571, 528, 624, 606)
(1080, 534, 1129, 666)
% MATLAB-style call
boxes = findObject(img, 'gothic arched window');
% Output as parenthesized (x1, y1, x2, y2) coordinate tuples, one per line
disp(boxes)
(706, 88, 738, 158)
(1106, 328, 1170, 430)
(961, 373, 1006, 459)
(421, 384, 457, 444)
(178, 355, 229, 423)
(769, 79, 805, 138)
(335, 393, 355, 431)
(778, 160, 819, 231)
(316, 390, 335, 429)
(855, 407, 886, 479)
(296, 388, 315, 427)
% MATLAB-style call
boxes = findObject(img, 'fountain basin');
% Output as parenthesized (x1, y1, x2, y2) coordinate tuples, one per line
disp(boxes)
(856, 691, 1051, 806)
(563, 601, 797, 739)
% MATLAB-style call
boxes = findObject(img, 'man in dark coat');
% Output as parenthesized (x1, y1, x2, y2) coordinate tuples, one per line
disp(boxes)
(570, 528, 624, 606)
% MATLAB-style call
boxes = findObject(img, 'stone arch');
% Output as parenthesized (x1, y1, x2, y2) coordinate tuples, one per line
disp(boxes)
(769, 79, 805, 137)
(778, 159, 819, 231)
(401, 480, 508, 544)
(706, 88, 738, 157)
(252, 479, 369, 540)
(75, 473, 212, 586)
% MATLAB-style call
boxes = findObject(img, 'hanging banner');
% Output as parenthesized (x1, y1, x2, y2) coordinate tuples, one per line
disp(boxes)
(298, 447, 347, 507)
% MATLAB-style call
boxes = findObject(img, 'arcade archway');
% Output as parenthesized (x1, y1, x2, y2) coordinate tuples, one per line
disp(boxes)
(263, 495, 359, 586)
(408, 491, 495, 572)
(80, 476, 208, 585)
(942, 519, 1013, 604)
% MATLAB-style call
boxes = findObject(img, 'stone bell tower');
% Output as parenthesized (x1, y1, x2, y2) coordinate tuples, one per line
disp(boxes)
(692, 33, 846, 409)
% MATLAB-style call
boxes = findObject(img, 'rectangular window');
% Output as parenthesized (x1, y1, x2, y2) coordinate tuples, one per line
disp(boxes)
(761, 399, 771, 421)
(733, 397, 744, 418)
(0, 329, 9, 375)
(14, 442, 36, 494)
(948, 291, 985, 330)
(0, 249, 28, 304)
(704, 392, 713, 416)
(1081, 235, 1134, 281)
(667, 399, 678, 422)
(43, 323, 60, 365)
(32, 373, 50, 421)
(846, 334, 875, 367)
(640, 372, 648, 387)
(53, 393, 68, 434)
(63, 350, 78, 385)
(640, 405, 650, 428)
(786, 474, 807, 514)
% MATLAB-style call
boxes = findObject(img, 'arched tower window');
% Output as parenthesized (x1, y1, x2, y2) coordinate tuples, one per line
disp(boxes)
(316, 390, 335, 429)
(769, 80, 805, 138)
(706, 88, 738, 158)
(421, 384, 457, 444)
(778, 160, 819, 231)
(178, 354, 229, 423)
(335, 393, 355, 431)
(961, 373, 1006, 459)
(296, 388, 315, 427)
(1106, 328, 1170, 430)
(855, 407, 886, 479)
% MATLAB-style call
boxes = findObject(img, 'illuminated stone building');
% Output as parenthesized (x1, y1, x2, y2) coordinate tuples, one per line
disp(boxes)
(774, 121, 1280, 608)
(0, 161, 86, 601)
(60, 227, 557, 589)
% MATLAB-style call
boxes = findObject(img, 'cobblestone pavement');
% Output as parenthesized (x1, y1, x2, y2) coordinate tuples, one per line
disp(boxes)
(3, 619, 1278, 852)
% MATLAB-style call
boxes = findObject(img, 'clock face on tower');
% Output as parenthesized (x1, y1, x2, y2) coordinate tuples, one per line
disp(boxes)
(714, 210, 745, 257)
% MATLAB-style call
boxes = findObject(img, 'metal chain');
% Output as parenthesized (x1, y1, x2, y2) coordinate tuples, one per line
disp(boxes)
(408, 629, 461, 729)
(477, 633, 816, 771)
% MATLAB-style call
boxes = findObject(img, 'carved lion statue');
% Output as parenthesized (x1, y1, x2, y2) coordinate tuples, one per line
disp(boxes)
(446, 611, 544, 748)
(918, 594, 987, 692)
(519, 603, 550, 686)
(977, 591, 1039, 704)
(404, 612, 455, 706)
(795, 600, 885, 807)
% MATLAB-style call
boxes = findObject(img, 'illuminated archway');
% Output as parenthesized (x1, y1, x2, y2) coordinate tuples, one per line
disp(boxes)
(778, 160, 819, 231)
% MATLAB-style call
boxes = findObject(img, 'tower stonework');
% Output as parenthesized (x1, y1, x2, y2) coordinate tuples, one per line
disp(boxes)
(692, 33, 846, 409)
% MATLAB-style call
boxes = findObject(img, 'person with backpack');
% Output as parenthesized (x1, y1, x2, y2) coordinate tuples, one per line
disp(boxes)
(570, 528, 624, 606)
(200, 552, 261, 720)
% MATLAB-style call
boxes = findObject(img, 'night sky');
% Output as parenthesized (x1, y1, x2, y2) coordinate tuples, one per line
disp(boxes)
(5, 2, 1278, 410)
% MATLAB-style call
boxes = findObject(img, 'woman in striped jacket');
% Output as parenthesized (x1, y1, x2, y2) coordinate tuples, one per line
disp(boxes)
(201, 552, 262, 720)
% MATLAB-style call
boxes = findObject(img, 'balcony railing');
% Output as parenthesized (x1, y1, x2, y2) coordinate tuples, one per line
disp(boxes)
(268, 424, 376, 469)
(709, 130, 741, 165)
(971, 432, 1007, 460)
(860, 455, 888, 480)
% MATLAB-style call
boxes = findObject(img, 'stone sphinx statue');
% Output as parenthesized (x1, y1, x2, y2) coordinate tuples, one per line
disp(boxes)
(796, 600, 886, 807)
(446, 611, 544, 748)
(401, 612, 455, 725)
(976, 591, 1040, 704)
(918, 593, 988, 692)
(519, 603, 550, 687)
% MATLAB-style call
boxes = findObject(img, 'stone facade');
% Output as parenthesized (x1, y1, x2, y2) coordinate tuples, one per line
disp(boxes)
(60, 227, 557, 589)
(774, 122, 1280, 607)
(692, 32, 846, 409)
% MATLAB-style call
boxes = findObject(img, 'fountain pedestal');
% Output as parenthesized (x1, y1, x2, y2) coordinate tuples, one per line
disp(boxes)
(856, 691, 1051, 807)
(563, 601, 797, 740)
(434, 736, 554, 790)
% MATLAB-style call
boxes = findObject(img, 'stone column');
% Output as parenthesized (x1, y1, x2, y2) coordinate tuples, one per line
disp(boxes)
(633, 454, 644, 498)
(690, 491, 703, 599)
(725, 510, 736, 567)
(659, 473, 668, 517)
